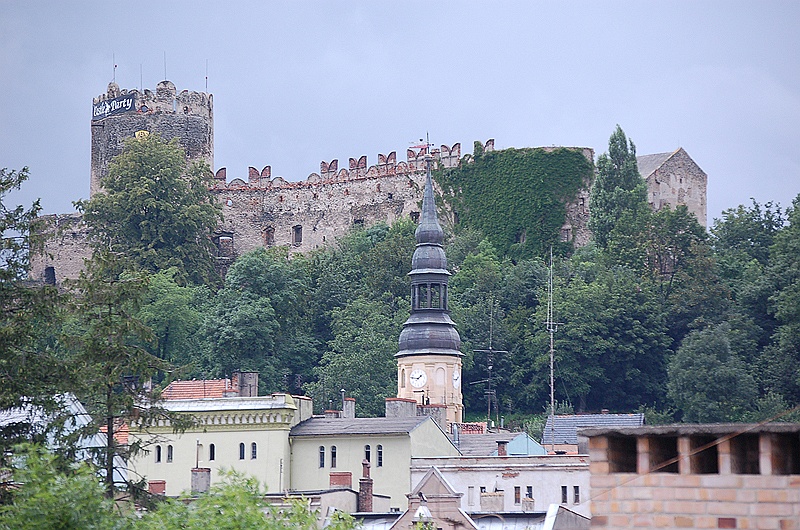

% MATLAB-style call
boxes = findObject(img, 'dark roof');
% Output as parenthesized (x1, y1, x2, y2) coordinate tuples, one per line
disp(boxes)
(542, 414, 644, 445)
(579, 422, 800, 438)
(290, 416, 429, 437)
(453, 432, 518, 456)
(636, 150, 677, 178)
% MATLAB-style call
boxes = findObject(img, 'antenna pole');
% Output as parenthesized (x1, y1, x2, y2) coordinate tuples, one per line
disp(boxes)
(545, 246, 562, 453)
(163, 51, 167, 80)
(112, 53, 117, 83)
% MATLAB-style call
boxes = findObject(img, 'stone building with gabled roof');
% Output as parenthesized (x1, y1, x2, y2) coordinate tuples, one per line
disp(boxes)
(637, 147, 708, 227)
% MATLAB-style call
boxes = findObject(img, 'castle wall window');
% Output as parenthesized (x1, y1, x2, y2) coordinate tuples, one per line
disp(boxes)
(239, 443, 245, 460)
(364, 444, 371, 463)
(155, 445, 162, 463)
(209, 444, 216, 461)
(330, 446, 337, 468)
(292, 225, 303, 246)
(319, 446, 325, 468)
(263, 227, 275, 247)
(377, 444, 383, 467)
(251, 442, 257, 460)
(167, 445, 173, 463)
(44, 266, 56, 285)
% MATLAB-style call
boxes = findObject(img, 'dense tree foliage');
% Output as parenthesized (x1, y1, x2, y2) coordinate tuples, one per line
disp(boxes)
(76, 134, 222, 286)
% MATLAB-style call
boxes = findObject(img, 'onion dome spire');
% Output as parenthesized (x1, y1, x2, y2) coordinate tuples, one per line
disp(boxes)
(397, 153, 461, 358)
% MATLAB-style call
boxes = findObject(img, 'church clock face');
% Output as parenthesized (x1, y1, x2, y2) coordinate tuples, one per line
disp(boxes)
(410, 369, 427, 388)
(453, 369, 461, 389)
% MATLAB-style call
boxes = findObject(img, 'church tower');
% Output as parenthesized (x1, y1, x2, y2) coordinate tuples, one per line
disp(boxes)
(396, 153, 463, 425)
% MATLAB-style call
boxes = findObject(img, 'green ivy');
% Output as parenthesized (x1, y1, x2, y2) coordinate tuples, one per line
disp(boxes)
(435, 143, 593, 260)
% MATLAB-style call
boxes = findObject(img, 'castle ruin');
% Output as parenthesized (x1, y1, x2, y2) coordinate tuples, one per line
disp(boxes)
(30, 81, 707, 285)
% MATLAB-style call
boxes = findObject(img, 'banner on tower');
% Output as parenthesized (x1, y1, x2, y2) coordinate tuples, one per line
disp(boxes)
(92, 93, 137, 121)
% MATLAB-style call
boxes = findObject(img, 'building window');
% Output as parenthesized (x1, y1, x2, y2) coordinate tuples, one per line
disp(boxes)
(209, 444, 215, 461)
(319, 446, 325, 468)
(239, 443, 245, 460)
(251, 442, 257, 460)
(292, 225, 303, 246)
(331, 446, 337, 468)
(44, 266, 56, 285)
(514, 486, 521, 504)
(400, 369, 406, 388)
(155, 445, 162, 463)
(480, 486, 486, 494)
(574, 486, 580, 504)
(166, 445, 173, 463)
(377, 445, 383, 467)
(365, 445, 371, 463)
(468, 486, 475, 506)
(526, 486, 533, 499)
(561, 486, 567, 504)
(410, 211, 420, 223)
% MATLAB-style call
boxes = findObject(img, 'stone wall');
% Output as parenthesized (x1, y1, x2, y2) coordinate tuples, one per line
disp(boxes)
(638, 148, 708, 227)
(585, 424, 800, 528)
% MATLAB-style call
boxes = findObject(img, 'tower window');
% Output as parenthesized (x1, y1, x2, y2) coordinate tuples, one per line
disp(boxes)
(430, 284, 441, 308)
(44, 266, 56, 285)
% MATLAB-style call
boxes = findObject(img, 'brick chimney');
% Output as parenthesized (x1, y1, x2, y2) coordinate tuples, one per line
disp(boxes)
(358, 459, 373, 513)
(497, 440, 508, 456)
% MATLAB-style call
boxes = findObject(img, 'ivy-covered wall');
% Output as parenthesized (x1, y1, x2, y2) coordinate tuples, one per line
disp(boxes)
(435, 142, 594, 260)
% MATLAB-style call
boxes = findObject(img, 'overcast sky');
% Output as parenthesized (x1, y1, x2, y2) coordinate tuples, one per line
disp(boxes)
(2, 1, 799, 225)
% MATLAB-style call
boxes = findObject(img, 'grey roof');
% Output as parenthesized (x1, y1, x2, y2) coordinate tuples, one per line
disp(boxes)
(636, 150, 678, 178)
(542, 413, 644, 445)
(290, 416, 429, 437)
(452, 432, 519, 456)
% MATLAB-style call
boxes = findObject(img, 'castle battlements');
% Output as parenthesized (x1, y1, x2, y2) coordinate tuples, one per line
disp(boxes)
(210, 141, 482, 191)
(94, 80, 213, 118)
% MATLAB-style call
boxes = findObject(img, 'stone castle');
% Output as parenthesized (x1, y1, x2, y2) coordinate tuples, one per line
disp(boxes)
(30, 81, 707, 284)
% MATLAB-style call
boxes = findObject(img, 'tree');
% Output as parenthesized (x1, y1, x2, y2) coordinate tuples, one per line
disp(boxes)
(0, 445, 118, 529)
(308, 296, 405, 416)
(667, 324, 757, 422)
(0, 168, 68, 454)
(589, 126, 649, 249)
(76, 134, 222, 286)
(63, 252, 185, 498)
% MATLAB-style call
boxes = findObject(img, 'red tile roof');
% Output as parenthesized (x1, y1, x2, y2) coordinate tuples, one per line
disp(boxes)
(161, 378, 237, 400)
(100, 421, 129, 445)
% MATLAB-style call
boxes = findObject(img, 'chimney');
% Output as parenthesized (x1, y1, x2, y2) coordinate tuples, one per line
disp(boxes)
(191, 468, 211, 494)
(235, 371, 259, 397)
(601, 409, 609, 415)
(342, 397, 356, 419)
(497, 440, 508, 457)
(358, 459, 373, 513)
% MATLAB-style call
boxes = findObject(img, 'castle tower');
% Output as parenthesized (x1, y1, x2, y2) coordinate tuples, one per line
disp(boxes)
(396, 154, 463, 425)
(90, 80, 214, 196)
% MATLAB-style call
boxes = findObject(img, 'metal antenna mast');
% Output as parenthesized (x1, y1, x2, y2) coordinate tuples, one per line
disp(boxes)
(545, 246, 563, 452)
(473, 297, 508, 430)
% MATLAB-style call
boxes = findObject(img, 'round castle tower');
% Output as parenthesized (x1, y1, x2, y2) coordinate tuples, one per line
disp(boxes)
(90, 80, 214, 196)
(396, 154, 463, 425)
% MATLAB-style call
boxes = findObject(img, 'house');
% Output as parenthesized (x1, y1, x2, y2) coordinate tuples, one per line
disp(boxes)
(289, 415, 460, 510)
(128, 392, 312, 497)
(638, 147, 708, 227)
(542, 413, 644, 454)
(454, 431, 546, 457)
(581, 423, 800, 528)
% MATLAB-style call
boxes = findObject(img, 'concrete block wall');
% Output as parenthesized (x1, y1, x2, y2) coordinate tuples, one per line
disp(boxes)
(588, 432, 800, 529)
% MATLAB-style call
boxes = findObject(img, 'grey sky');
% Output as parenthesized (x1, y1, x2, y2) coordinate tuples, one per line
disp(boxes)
(2, 1, 799, 226)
